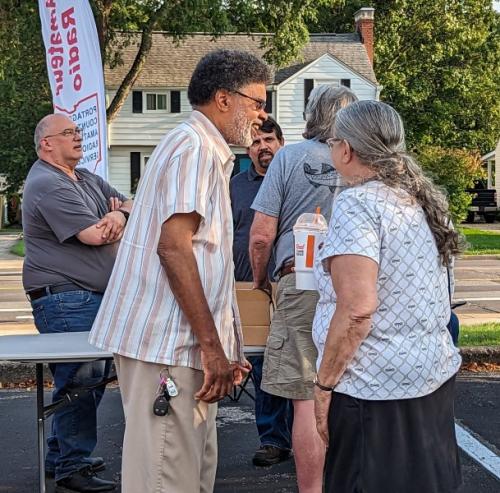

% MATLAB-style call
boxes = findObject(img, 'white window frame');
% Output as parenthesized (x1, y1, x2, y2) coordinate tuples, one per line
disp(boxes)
(314, 79, 340, 88)
(144, 92, 169, 113)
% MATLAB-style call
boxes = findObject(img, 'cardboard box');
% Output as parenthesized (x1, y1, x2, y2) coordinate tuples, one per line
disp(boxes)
(235, 282, 273, 347)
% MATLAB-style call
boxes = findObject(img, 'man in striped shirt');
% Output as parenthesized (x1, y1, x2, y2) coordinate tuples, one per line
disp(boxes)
(89, 50, 270, 492)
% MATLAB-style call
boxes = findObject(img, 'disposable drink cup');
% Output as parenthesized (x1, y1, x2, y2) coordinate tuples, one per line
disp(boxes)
(293, 210, 328, 291)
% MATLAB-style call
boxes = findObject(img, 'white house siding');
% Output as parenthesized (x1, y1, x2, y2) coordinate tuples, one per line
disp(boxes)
(109, 145, 155, 196)
(108, 89, 191, 147)
(276, 55, 377, 143)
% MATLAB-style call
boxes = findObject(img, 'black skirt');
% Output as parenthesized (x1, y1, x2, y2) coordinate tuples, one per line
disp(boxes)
(324, 376, 462, 493)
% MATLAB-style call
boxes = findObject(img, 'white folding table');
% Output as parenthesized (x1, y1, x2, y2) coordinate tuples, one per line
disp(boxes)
(0, 331, 264, 493)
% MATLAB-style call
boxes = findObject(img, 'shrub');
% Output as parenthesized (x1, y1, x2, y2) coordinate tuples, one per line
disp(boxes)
(416, 146, 485, 224)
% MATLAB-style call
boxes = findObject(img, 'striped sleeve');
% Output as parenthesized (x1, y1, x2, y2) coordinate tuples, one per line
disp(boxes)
(159, 143, 214, 222)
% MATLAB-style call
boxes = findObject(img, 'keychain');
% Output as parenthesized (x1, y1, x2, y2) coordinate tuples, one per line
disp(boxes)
(153, 369, 178, 416)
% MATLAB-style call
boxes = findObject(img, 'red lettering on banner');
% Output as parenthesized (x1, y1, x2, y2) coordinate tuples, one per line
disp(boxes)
(68, 46, 79, 65)
(54, 70, 63, 95)
(48, 45, 63, 55)
(51, 56, 63, 70)
(67, 27, 77, 45)
(45, 0, 56, 7)
(73, 74, 82, 91)
(50, 32, 62, 45)
(50, 9, 58, 31)
(61, 7, 75, 28)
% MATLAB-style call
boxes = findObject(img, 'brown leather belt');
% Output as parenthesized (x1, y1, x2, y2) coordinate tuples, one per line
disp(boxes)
(279, 261, 295, 279)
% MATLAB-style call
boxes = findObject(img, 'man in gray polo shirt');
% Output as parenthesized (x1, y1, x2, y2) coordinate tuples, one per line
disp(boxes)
(22, 113, 132, 492)
(250, 86, 357, 493)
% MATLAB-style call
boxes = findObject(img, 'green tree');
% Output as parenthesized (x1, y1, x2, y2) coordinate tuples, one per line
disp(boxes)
(93, 0, 341, 121)
(310, 0, 500, 154)
(418, 146, 485, 224)
(0, 1, 52, 195)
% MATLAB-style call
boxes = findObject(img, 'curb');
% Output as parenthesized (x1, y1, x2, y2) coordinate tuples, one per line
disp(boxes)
(459, 346, 500, 365)
(459, 255, 500, 261)
(0, 347, 498, 385)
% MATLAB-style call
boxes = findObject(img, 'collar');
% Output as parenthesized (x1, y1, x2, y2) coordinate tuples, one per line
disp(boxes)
(188, 110, 234, 167)
(247, 163, 264, 181)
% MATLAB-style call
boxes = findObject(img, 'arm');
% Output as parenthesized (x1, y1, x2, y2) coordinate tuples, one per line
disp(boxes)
(249, 211, 278, 290)
(77, 198, 134, 246)
(157, 211, 233, 403)
(314, 255, 378, 445)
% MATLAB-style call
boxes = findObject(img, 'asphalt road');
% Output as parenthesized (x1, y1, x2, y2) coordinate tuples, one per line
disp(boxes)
(0, 234, 499, 491)
(0, 375, 499, 492)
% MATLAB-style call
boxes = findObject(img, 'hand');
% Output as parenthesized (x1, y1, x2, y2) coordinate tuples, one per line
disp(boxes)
(95, 211, 126, 242)
(230, 359, 252, 386)
(195, 350, 234, 403)
(314, 386, 332, 447)
(109, 197, 123, 212)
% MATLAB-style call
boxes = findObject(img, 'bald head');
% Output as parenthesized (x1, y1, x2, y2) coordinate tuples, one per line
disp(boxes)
(34, 114, 74, 153)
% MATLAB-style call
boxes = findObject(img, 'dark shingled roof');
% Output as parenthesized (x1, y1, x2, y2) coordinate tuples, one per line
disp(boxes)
(104, 33, 377, 89)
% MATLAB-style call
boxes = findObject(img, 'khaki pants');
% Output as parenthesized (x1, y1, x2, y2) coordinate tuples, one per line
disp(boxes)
(114, 354, 218, 493)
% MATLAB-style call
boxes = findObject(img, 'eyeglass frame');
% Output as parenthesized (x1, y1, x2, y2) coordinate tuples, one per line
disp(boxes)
(326, 138, 344, 149)
(233, 90, 267, 111)
(43, 127, 82, 139)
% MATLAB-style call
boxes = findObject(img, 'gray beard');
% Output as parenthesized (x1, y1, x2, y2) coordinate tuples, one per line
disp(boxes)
(226, 107, 253, 147)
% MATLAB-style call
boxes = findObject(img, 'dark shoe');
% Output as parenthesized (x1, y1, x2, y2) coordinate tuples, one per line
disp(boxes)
(55, 466, 116, 492)
(252, 445, 293, 467)
(46, 457, 106, 479)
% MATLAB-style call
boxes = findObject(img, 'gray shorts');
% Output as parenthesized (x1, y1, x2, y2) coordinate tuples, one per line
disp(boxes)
(261, 274, 319, 400)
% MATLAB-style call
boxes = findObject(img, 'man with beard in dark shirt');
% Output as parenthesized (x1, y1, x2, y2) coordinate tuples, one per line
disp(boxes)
(230, 117, 293, 466)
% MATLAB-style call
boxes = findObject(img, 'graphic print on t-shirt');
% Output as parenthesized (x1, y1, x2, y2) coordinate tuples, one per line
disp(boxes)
(303, 162, 340, 193)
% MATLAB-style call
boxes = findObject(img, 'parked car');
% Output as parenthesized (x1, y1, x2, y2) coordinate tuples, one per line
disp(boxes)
(466, 181, 498, 223)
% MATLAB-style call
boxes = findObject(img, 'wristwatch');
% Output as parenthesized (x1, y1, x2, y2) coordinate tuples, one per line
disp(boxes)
(117, 209, 130, 221)
(313, 375, 336, 392)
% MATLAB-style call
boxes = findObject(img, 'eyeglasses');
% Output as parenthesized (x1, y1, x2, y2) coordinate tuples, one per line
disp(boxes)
(326, 138, 344, 149)
(233, 90, 267, 111)
(43, 127, 82, 139)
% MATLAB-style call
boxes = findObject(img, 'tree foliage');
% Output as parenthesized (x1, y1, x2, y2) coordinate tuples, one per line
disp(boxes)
(310, 0, 500, 154)
(418, 146, 485, 224)
(92, 0, 340, 121)
(0, 1, 52, 195)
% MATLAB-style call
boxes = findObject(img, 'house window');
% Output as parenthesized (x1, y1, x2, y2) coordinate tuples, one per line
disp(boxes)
(314, 79, 341, 87)
(145, 93, 167, 111)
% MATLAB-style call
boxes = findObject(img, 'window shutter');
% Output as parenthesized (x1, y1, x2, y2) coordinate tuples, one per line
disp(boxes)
(132, 91, 143, 113)
(265, 91, 273, 113)
(130, 152, 141, 194)
(170, 91, 181, 113)
(304, 79, 314, 110)
(340, 79, 351, 88)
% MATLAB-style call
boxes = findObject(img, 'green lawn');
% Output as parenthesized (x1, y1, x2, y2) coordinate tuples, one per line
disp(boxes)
(459, 323, 500, 347)
(459, 227, 500, 255)
(10, 238, 24, 257)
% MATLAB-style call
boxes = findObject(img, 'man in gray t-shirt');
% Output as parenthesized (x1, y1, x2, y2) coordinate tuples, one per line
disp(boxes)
(250, 85, 358, 492)
(22, 113, 132, 491)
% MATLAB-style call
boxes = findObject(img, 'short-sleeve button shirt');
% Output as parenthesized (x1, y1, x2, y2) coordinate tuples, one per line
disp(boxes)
(312, 181, 461, 400)
(89, 111, 245, 370)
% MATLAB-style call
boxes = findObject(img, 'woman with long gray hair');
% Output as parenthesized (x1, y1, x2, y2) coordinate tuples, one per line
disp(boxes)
(312, 100, 462, 492)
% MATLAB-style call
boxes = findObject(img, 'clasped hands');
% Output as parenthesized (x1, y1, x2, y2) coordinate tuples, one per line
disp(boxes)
(96, 197, 126, 242)
(196, 350, 252, 404)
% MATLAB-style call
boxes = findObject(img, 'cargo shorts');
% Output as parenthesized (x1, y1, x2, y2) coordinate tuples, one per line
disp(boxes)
(261, 273, 319, 400)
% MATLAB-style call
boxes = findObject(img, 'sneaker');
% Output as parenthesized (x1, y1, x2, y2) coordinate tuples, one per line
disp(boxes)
(46, 457, 106, 479)
(55, 466, 116, 492)
(252, 445, 293, 467)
